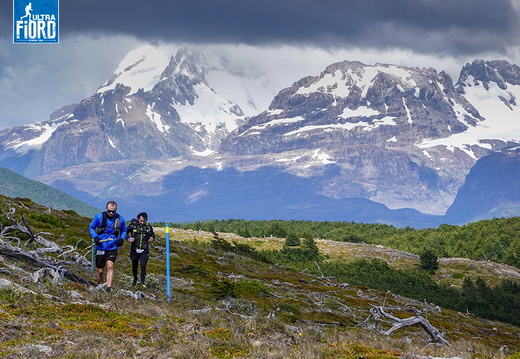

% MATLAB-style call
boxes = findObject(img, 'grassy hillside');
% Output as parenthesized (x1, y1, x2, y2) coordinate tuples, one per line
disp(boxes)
(0, 196, 519, 358)
(0, 167, 99, 217)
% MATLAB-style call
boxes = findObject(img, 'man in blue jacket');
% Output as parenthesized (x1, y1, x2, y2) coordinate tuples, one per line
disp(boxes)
(89, 201, 127, 291)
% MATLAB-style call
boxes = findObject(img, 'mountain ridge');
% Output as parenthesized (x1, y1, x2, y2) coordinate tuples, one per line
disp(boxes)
(0, 167, 99, 217)
(1, 45, 520, 226)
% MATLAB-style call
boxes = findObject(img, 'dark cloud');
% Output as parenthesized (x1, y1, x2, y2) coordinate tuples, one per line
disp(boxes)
(0, 0, 517, 54)
(0, 0, 518, 130)
(54, 0, 518, 54)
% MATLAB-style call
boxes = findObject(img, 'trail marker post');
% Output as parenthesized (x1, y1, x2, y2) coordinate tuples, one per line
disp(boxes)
(91, 242, 95, 271)
(165, 224, 171, 302)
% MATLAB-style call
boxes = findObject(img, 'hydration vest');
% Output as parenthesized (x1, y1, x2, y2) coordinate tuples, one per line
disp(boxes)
(129, 223, 153, 250)
(95, 212, 121, 236)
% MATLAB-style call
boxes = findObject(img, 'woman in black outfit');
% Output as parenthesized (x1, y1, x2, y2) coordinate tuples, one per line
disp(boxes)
(127, 212, 155, 287)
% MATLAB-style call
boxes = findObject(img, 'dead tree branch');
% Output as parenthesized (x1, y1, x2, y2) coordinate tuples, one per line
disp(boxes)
(21, 214, 36, 244)
(2, 208, 61, 252)
(58, 239, 84, 259)
(0, 243, 93, 286)
(366, 306, 448, 345)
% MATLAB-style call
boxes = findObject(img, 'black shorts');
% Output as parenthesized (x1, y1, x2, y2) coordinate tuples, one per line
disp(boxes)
(95, 249, 119, 268)
(130, 251, 149, 263)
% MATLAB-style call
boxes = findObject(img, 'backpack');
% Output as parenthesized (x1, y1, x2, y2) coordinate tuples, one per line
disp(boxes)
(95, 212, 121, 236)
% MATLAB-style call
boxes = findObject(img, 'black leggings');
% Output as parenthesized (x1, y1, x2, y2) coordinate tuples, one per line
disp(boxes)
(131, 252, 149, 283)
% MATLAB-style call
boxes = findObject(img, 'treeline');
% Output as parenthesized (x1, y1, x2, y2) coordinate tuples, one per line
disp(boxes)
(208, 237, 520, 327)
(319, 259, 520, 326)
(170, 218, 520, 268)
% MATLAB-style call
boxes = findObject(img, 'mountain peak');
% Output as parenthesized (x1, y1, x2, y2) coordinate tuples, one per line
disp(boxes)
(97, 45, 173, 95)
(457, 59, 520, 91)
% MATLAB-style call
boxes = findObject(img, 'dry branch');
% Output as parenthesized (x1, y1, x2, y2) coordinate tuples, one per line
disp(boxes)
(0, 207, 94, 286)
(0, 243, 93, 285)
(2, 208, 61, 252)
(367, 306, 448, 345)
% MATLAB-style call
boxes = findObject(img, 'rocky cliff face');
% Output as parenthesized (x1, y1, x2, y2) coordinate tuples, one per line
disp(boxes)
(457, 59, 520, 93)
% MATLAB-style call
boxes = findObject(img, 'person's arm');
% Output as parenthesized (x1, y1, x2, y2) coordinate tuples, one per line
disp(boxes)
(149, 226, 155, 241)
(116, 216, 127, 246)
(89, 214, 103, 245)
(89, 215, 102, 237)
(119, 216, 127, 240)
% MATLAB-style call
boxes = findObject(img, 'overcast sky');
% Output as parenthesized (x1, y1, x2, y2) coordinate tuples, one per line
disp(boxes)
(0, 0, 519, 130)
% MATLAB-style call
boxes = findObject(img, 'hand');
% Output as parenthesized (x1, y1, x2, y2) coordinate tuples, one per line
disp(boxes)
(129, 237, 135, 243)
(116, 238, 124, 247)
(94, 237, 102, 245)
(149, 237, 154, 242)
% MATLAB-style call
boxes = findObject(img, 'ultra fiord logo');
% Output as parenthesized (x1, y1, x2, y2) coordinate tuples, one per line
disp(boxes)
(14, 0, 59, 44)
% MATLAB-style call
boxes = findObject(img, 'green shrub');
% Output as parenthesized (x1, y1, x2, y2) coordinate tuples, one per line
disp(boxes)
(28, 212, 65, 228)
(420, 249, 439, 273)
(284, 233, 301, 247)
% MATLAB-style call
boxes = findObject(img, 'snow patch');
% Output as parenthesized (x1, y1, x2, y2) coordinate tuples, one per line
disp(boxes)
(312, 149, 336, 164)
(145, 104, 170, 133)
(192, 148, 215, 157)
(296, 69, 351, 97)
(276, 155, 302, 163)
(340, 106, 380, 118)
(107, 136, 117, 149)
(296, 64, 417, 102)
(284, 116, 398, 137)
(176, 83, 241, 133)
(246, 116, 306, 133)
(419, 81, 520, 153)
(11, 122, 64, 154)
(268, 109, 284, 115)
(403, 97, 413, 124)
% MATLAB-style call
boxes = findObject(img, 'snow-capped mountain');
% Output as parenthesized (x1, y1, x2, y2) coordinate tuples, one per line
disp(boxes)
(222, 61, 480, 155)
(1, 46, 520, 227)
(97, 45, 244, 135)
(219, 60, 502, 215)
(420, 59, 520, 154)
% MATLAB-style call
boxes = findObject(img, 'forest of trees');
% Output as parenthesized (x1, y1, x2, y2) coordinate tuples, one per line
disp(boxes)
(168, 218, 520, 326)
(170, 218, 520, 268)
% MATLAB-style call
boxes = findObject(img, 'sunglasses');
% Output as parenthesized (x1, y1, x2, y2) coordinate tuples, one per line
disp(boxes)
(107, 210, 116, 214)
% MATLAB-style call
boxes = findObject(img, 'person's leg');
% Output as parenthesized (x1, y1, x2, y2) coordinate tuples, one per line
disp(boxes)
(95, 255, 106, 284)
(96, 267, 104, 284)
(131, 259, 139, 286)
(139, 253, 149, 285)
(104, 250, 118, 290)
(106, 260, 115, 289)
